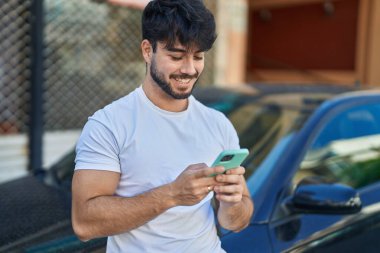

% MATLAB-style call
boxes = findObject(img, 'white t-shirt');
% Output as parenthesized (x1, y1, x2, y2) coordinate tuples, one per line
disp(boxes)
(75, 86, 239, 253)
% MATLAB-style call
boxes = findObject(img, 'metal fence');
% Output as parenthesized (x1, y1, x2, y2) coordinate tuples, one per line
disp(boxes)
(43, 0, 215, 130)
(44, 0, 143, 130)
(0, 0, 216, 175)
(0, 0, 32, 134)
(1, 0, 216, 134)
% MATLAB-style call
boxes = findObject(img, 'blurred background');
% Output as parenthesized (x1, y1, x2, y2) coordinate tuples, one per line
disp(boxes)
(2, 1, 380, 252)
(0, 0, 380, 182)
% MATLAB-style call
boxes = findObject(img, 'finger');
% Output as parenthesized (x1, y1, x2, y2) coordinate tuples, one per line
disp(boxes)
(215, 193, 242, 203)
(196, 184, 216, 196)
(225, 166, 245, 175)
(183, 164, 208, 179)
(214, 184, 243, 194)
(193, 166, 225, 178)
(212, 165, 225, 171)
(182, 175, 218, 191)
(193, 185, 212, 196)
(181, 180, 211, 196)
(195, 176, 230, 192)
(206, 185, 214, 193)
(197, 176, 218, 186)
(215, 174, 243, 184)
(187, 163, 208, 171)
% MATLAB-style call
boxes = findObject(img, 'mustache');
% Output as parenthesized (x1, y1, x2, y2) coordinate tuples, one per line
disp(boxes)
(170, 73, 198, 80)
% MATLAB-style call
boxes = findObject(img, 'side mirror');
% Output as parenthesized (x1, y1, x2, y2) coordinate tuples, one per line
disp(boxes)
(285, 183, 362, 215)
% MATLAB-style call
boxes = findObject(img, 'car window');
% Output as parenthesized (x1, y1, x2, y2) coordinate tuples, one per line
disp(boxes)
(230, 104, 281, 159)
(294, 103, 380, 189)
(227, 101, 311, 179)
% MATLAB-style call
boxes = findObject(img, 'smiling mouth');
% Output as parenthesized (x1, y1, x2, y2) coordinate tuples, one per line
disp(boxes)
(171, 73, 198, 85)
(173, 77, 192, 84)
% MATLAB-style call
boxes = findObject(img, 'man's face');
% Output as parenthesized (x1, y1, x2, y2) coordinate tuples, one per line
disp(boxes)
(149, 41, 205, 99)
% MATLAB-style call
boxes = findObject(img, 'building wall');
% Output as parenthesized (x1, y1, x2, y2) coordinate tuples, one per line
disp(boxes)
(214, 0, 248, 86)
(365, 0, 380, 86)
(217, 0, 380, 87)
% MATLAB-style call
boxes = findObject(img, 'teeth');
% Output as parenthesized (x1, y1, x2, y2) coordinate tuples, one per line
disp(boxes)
(174, 78, 191, 84)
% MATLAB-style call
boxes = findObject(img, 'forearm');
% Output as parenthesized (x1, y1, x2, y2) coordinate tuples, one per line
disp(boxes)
(72, 183, 175, 241)
(217, 195, 254, 232)
(72, 164, 224, 241)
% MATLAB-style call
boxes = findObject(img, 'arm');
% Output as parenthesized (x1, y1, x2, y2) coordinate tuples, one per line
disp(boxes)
(71, 170, 174, 241)
(214, 167, 254, 232)
(71, 164, 225, 241)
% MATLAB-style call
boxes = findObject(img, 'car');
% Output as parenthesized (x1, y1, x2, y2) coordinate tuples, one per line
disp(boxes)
(1, 83, 379, 252)
(283, 202, 380, 253)
(216, 85, 380, 252)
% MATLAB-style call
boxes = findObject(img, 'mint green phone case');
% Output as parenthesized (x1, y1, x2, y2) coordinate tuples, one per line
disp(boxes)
(209, 149, 249, 176)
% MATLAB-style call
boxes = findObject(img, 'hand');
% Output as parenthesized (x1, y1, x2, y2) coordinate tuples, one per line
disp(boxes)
(170, 163, 225, 206)
(213, 166, 246, 206)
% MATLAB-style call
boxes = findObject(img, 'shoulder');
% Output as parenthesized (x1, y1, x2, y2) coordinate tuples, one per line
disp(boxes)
(82, 88, 140, 146)
(191, 96, 229, 123)
(191, 96, 239, 149)
(90, 89, 138, 127)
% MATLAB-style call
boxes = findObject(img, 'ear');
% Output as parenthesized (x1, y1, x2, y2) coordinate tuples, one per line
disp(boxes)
(141, 39, 152, 64)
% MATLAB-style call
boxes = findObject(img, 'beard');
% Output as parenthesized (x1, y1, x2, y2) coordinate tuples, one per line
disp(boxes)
(150, 57, 199, 100)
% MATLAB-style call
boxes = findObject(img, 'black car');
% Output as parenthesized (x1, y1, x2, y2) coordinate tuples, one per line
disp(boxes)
(283, 202, 380, 253)
(1, 83, 380, 252)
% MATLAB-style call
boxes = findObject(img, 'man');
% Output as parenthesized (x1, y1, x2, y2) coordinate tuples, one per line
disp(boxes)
(72, 0, 254, 252)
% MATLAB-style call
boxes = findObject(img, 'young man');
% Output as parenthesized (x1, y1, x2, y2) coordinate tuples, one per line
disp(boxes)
(72, 0, 254, 252)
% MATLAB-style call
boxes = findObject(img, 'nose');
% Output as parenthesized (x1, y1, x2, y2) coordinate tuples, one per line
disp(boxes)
(180, 58, 197, 76)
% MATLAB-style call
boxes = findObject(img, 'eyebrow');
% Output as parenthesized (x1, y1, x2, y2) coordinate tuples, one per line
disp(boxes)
(166, 47, 203, 53)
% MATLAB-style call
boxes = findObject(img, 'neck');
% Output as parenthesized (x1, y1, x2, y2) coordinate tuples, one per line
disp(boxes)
(142, 80, 189, 112)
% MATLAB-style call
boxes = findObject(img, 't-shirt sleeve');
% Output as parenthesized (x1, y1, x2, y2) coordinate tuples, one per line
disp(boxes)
(75, 119, 121, 173)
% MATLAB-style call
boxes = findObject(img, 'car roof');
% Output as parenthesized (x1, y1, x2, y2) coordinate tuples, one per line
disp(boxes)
(194, 83, 355, 112)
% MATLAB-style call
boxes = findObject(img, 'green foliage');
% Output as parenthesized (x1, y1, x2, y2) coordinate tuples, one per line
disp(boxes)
(339, 156, 380, 189)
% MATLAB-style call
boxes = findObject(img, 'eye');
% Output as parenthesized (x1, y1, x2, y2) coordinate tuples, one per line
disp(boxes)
(194, 56, 204, 61)
(170, 56, 182, 61)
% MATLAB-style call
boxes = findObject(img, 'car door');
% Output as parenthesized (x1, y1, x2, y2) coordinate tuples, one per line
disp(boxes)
(284, 203, 380, 253)
(269, 97, 380, 252)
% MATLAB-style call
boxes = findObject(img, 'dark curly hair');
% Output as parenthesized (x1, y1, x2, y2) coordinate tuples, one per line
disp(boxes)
(142, 0, 217, 52)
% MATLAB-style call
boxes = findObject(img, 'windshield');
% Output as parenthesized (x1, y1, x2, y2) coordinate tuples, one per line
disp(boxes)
(213, 97, 315, 180)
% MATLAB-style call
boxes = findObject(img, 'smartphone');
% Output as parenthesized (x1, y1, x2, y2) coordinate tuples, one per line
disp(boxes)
(209, 149, 249, 177)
